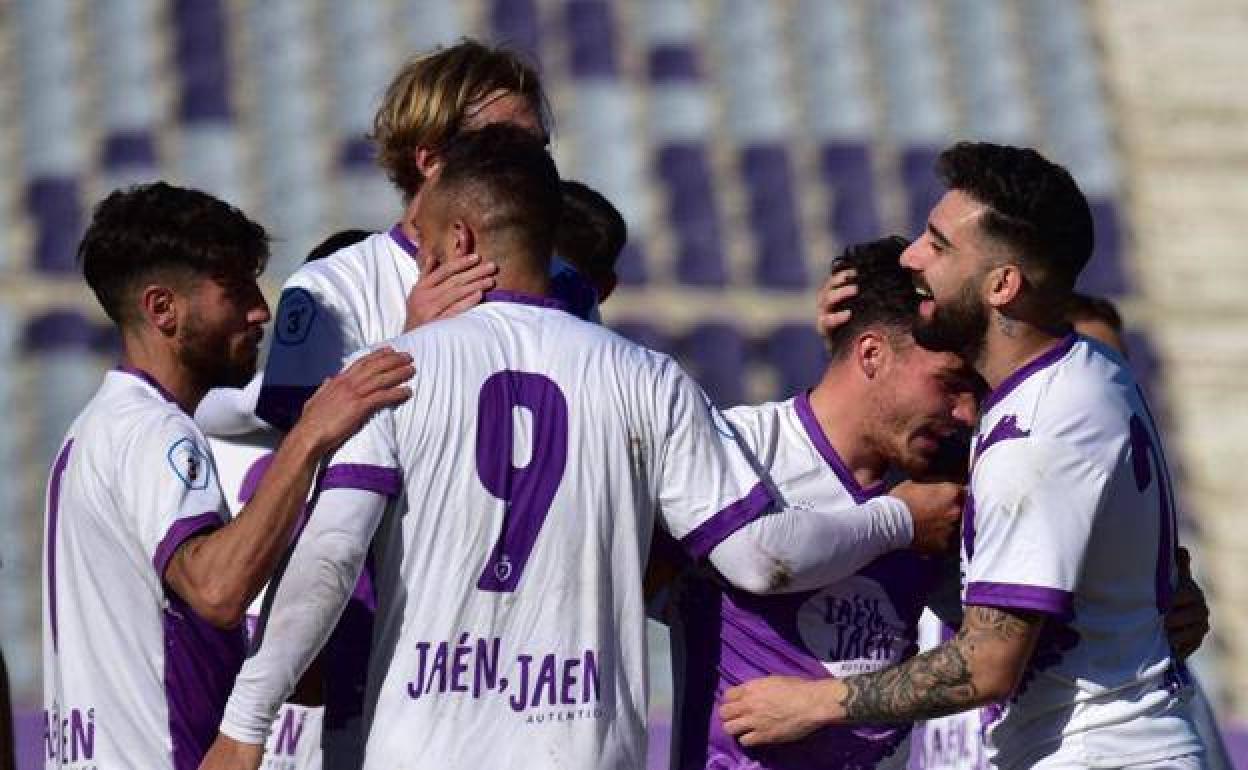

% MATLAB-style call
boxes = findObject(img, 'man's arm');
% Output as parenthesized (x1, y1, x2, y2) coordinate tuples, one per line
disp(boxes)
(719, 605, 1043, 746)
(165, 349, 412, 628)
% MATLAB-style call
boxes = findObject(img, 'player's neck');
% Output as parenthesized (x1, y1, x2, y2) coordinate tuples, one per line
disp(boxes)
(807, 376, 889, 489)
(490, 253, 552, 297)
(977, 318, 1071, 392)
(120, 335, 208, 415)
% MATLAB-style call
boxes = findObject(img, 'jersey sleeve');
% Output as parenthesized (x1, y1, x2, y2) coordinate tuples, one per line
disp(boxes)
(122, 414, 230, 580)
(320, 387, 403, 498)
(256, 269, 363, 432)
(654, 361, 774, 560)
(963, 437, 1108, 617)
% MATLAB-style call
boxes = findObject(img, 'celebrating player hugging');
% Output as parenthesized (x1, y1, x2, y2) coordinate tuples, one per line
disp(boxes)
(39, 32, 1222, 770)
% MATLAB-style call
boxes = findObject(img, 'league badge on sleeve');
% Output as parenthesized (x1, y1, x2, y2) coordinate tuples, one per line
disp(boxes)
(167, 437, 212, 490)
(276, 287, 316, 346)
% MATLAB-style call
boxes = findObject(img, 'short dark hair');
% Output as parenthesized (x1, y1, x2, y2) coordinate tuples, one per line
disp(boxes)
(79, 182, 268, 325)
(434, 123, 562, 263)
(556, 180, 626, 287)
(305, 229, 372, 263)
(824, 236, 918, 360)
(936, 142, 1093, 292)
(1066, 291, 1123, 331)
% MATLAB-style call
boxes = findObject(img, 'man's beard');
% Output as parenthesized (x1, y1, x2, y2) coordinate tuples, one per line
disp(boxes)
(913, 280, 989, 361)
(179, 316, 256, 389)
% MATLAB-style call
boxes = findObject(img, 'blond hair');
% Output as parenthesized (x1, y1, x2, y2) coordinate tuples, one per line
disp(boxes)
(372, 39, 547, 199)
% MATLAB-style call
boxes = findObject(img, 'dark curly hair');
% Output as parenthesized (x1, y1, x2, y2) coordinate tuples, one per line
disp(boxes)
(824, 235, 918, 360)
(434, 123, 562, 263)
(79, 182, 268, 325)
(556, 180, 626, 287)
(936, 142, 1093, 292)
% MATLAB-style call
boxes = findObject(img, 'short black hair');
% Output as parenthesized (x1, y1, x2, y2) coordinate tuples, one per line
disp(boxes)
(936, 142, 1093, 292)
(305, 229, 372, 263)
(824, 236, 918, 360)
(434, 123, 562, 263)
(1066, 291, 1123, 331)
(79, 182, 268, 325)
(556, 180, 626, 286)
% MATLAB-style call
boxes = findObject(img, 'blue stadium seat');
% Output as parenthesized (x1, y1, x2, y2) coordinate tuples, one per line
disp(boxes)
(819, 142, 882, 246)
(681, 323, 748, 407)
(490, 0, 542, 67)
(742, 144, 807, 288)
(658, 142, 727, 286)
(900, 146, 944, 236)
(567, 0, 618, 77)
(767, 324, 827, 396)
(26, 177, 83, 274)
(1079, 200, 1129, 296)
(22, 310, 107, 465)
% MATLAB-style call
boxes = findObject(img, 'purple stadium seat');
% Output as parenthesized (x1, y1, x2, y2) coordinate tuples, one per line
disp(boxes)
(614, 242, 649, 286)
(102, 131, 158, 171)
(819, 141, 882, 245)
(767, 323, 827, 395)
(741, 144, 807, 288)
(611, 320, 671, 354)
(90, 323, 123, 357)
(172, 0, 232, 122)
(566, 0, 618, 77)
(26, 177, 83, 274)
(648, 43, 701, 83)
(1078, 199, 1129, 296)
(338, 136, 374, 170)
(681, 323, 747, 407)
(21, 309, 96, 353)
(900, 145, 944, 236)
(490, 0, 542, 67)
(658, 142, 727, 286)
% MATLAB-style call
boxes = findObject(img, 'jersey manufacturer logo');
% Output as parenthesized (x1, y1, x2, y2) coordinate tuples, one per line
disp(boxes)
(276, 288, 316, 345)
(167, 437, 212, 490)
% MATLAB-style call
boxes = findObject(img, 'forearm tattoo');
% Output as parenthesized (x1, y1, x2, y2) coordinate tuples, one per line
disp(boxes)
(839, 606, 1035, 723)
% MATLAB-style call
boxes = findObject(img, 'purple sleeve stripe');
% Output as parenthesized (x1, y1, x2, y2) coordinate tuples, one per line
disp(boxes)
(255, 384, 319, 432)
(321, 464, 403, 496)
(152, 512, 226, 578)
(965, 581, 1074, 617)
(679, 482, 774, 560)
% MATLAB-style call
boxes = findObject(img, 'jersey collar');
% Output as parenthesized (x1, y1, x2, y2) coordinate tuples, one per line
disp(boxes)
(482, 290, 570, 313)
(794, 391, 887, 503)
(115, 365, 181, 408)
(980, 332, 1078, 414)
(388, 223, 420, 258)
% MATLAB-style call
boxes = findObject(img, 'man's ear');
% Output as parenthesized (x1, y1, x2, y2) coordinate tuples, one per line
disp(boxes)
(139, 283, 180, 337)
(450, 219, 476, 259)
(415, 147, 442, 181)
(985, 262, 1025, 310)
(854, 331, 888, 380)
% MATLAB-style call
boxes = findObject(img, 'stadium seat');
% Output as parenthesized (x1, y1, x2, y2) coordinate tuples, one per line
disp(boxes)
(22, 310, 107, 466)
(26, 177, 83, 274)
(490, 0, 542, 67)
(766, 324, 827, 396)
(657, 142, 727, 286)
(681, 323, 748, 407)
(567, 1, 618, 78)
(900, 145, 944, 236)
(610, 321, 673, 355)
(819, 142, 883, 246)
(741, 144, 807, 288)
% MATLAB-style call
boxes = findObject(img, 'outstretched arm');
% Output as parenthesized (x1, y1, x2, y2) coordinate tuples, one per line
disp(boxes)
(720, 605, 1043, 746)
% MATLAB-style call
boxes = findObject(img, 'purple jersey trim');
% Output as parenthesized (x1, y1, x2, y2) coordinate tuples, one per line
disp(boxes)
(152, 511, 226, 578)
(255, 384, 318, 433)
(679, 482, 775, 560)
(116, 365, 181, 408)
(483, 289, 572, 313)
(321, 463, 403, 496)
(387, 223, 419, 257)
(237, 452, 275, 504)
(45, 440, 74, 652)
(964, 581, 1073, 616)
(980, 333, 1077, 414)
(794, 392, 886, 503)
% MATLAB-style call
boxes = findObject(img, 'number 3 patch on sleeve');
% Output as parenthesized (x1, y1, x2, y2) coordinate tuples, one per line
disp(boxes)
(167, 437, 213, 490)
(276, 288, 317, 345)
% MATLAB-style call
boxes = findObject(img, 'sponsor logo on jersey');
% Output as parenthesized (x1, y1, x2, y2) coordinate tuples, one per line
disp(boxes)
(276, 288, 317, 346)
(168, 437, 212, 490)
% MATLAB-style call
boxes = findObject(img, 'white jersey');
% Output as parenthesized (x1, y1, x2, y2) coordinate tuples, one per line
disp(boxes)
(210, 435, 324, 770)
(256, 226, 600, 432)
(962, 334, 1202, 768)
(41, 368, 243, 769)
(231, 293, 774, 769)
(673, 395, 929, 770)
(907, 610, 990, 770)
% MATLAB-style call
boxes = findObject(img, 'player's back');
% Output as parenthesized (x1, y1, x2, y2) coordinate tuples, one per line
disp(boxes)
(358, 294, 761, 769)
(966, 335, 1201, 767)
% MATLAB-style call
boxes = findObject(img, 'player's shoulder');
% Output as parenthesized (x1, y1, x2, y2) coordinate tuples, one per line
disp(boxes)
(80, 372, 207, 466)
(282, 231, 392, 298)
(722, 398, 794, 439)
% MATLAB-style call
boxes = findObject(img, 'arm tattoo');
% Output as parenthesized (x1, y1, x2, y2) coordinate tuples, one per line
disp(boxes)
(839, 606, 1037, 723)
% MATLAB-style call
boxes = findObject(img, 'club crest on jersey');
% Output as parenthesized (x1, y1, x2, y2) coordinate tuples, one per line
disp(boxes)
(276, 288, 316, 345)
(167, 437, 212, 490)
